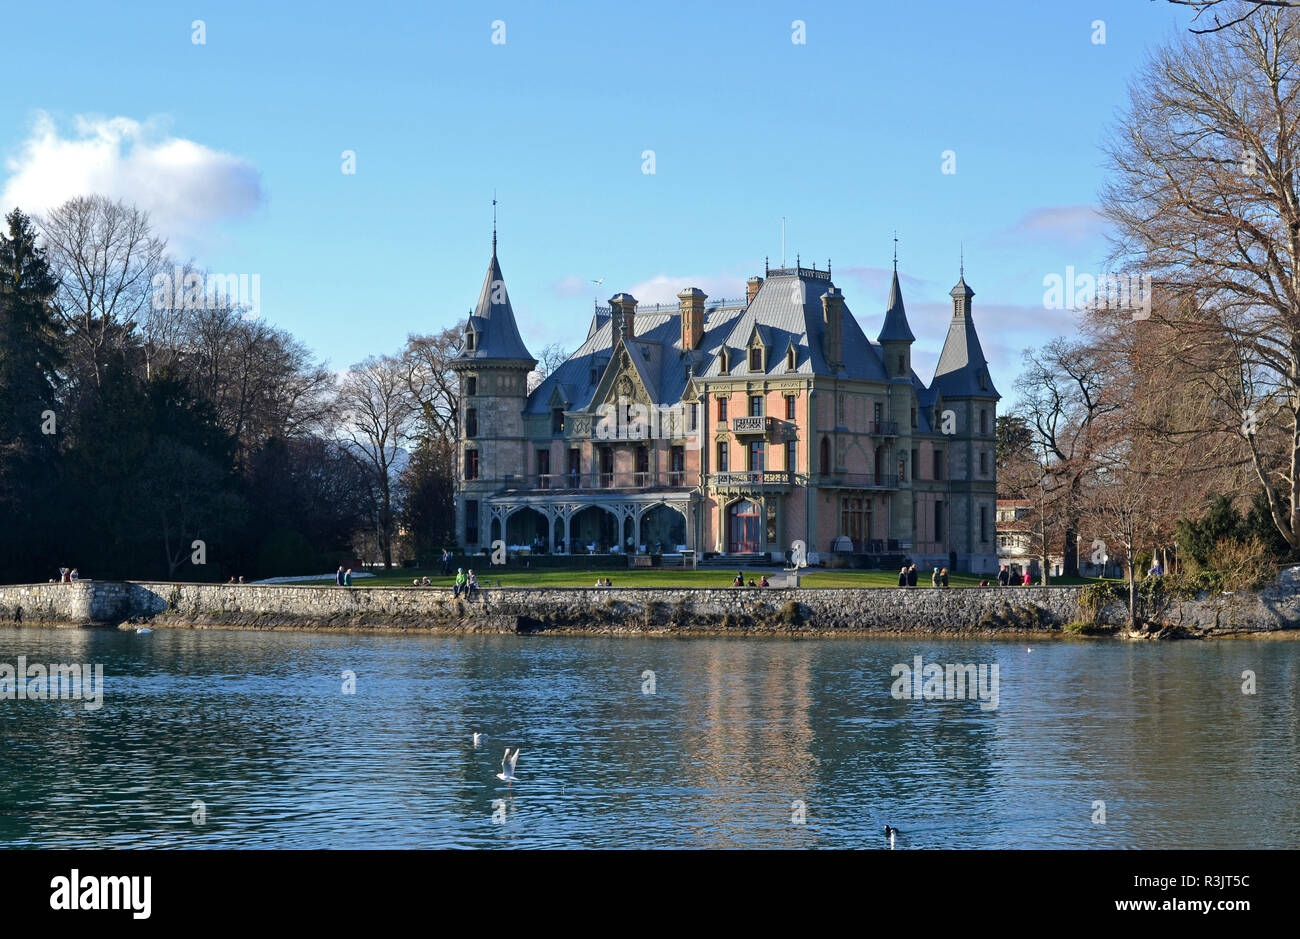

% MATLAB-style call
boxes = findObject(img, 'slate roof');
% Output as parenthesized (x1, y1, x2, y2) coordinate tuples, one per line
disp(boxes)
(930, 276, 1000, 399)
(454, 247, 536, 365)
(877, 268, 916, 343)
(701, 270, 889, 382)
(520, 260, 997, 417)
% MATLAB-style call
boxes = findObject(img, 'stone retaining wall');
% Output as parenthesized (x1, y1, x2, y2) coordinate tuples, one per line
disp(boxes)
(1, 576, 1296, 637)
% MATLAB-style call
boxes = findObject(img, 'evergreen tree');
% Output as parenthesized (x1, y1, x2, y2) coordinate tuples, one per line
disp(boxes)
(0, 208, 65, 580)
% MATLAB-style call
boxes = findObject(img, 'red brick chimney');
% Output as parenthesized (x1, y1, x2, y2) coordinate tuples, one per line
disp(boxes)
(677, 287, 706, 350)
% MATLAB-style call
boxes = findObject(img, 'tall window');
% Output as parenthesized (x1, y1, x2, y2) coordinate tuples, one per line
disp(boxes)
(979, 450, 988, 475)
(466, 376, 477, 396)
(786, 440, 797, 472)
(786, 346, 796, 370)
(551, 408, 564, 434)
(567, 448, 581, 484)
(670, 445, 685, 485)
(749, 395, 764, 417)
(912, 448, 920, 480)
(933, 449, 944, 481)
(687, 402, 698, 432)
(716, 441, 730, 472)
(465, 408, 478, 438)
(897, 354, 904, 375)
(537, 449, 550, 482)
(465, 500, 479, 543)
(464, 448, 479, 480)
(718, 397, 728, 422)
(599, 447, 614, 486)
(980, 409, 988, 435)
(749, 440, 765, 472)
(935, 499, 945, 543)
(785, 395, 796, 420)
(749, 347, 763, 371)
(636, 445, 649, 482)
(841, 498, 866, 550)
(980, 505, 988, 543)
(466, 331, 476, 352)
(819, 437, 830, 476)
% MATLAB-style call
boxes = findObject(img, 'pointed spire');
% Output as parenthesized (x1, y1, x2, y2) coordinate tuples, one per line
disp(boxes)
(933, 265, 996, 398)
(457, 233, 536, 366)
(878, 264, 915, 343)
(491, 191, 497, 256)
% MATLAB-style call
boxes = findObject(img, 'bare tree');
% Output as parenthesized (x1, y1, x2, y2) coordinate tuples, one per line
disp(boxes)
(1102, 5, 1300, 548)
(39, 196, 168, 387)
(401, 325, 463, 446)
(1014, 338, 1119, 575)
(527, 341, 571, 393)
(1165, 0, 1300, 34)
(337, 354, 414, 569)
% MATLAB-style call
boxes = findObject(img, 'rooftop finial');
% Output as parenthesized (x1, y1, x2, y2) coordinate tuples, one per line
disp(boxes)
(959, 242, 964, 278)
(492, 190, 498, 255)
(893, 230, 899, 271)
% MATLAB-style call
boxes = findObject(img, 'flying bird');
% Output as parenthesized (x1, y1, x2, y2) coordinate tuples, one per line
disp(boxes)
(497, 747, 521, 784)
(591, 276, 605, 285)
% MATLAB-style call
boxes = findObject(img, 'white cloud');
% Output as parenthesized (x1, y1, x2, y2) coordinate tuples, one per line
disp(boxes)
(2, 111, 264, 250)
(624, 272, 748, 305)
(1009, 205, 1108, 243)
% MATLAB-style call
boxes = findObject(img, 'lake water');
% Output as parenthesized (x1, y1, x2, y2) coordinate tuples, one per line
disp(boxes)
(1, 625, 1296, 849)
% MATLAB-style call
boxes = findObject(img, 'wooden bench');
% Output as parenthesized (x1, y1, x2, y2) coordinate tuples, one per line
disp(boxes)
(630, 555, 654, 568)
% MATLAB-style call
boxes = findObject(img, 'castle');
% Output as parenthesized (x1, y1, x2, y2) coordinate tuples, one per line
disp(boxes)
(452, 235, 999, 573)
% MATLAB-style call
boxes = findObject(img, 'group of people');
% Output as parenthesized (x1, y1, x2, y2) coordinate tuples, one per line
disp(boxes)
(452, 568, 480, 598)
(335, 566, 354, 586)
(732, 572, 771, 587)
(226, 576, 247, 584)
(594, 577, 614, 587)
(52, 567, 81, 583)
(996, 565, 1034, 587)
(892, 563, 1037, 587)
(895, 565, 951, 587)
(411, 576, 433, 586)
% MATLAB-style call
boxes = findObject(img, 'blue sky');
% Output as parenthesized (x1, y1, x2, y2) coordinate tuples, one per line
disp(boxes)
(1, 0, 1196, 400)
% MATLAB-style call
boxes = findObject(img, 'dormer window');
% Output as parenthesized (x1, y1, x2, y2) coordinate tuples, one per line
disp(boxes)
(749, 346, 763, 372)
(719, 348, 730, 374)
(979, 369, 988, 391)
(465, 330, 476, 352)
(786, 346, 796, 371)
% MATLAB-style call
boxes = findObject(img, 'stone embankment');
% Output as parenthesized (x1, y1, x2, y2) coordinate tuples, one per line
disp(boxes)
(1, 574, 1298, 638)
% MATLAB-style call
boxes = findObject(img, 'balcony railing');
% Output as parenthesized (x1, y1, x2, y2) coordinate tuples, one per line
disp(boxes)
(816, 472, 901, 489)
(870, 420, 899, 436)
(732, 415, 769, 434)
(706, 470, 793, 489)
(468, 471, 695, 492)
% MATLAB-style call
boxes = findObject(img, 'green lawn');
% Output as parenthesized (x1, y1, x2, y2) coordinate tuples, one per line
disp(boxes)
(300, 568, 1110, 589)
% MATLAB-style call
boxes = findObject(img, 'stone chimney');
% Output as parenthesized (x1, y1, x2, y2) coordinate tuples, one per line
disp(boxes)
(677, 287, 706, 350)
(821, 286, 844, 368)
(609, 292, 638, 343)
(746, 276, 763, 305)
